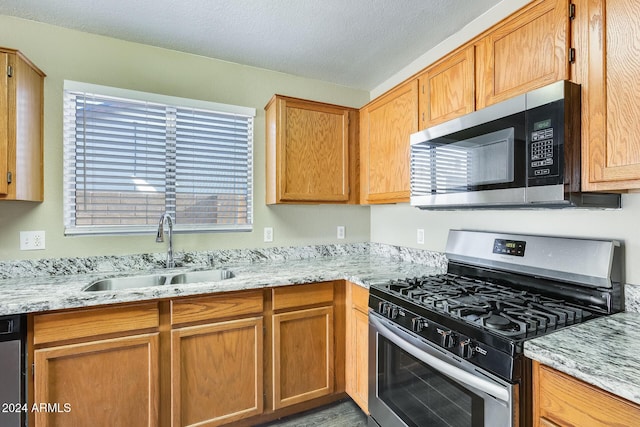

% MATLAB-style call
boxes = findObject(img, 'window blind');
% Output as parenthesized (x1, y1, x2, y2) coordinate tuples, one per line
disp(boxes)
(63, 82, 254, 235)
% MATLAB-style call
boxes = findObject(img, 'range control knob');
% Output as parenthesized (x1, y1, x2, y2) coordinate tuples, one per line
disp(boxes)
(460, 339, 476, 359)
(411, 317, 427, 333)
(378, 302, 390, 316)
(438, 329, 456, 348)
(389, 306, 399, 320)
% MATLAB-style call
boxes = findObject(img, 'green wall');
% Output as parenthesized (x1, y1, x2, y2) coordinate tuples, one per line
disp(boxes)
(0, 15, 371, 260)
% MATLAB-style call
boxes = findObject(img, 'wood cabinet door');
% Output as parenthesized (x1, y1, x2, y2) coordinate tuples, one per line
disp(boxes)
(576, 0, 640, 190)
(0, 52, 9, 196)
(269, 96, 352, 203)
(418, 46, 475, 129)
(533, 362, 640, 427)
(34, 333, 159, 427)
(475, 0, 570, 109)
(171, 317, 263, 427)
(360, 80, 418, 204)
(272, 306, 334, 409)
(345, 306, 368, 413)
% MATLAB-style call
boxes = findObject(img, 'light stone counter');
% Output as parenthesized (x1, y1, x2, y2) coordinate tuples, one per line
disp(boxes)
(0, 243, 445, 316)
(524, 311, 640, 405)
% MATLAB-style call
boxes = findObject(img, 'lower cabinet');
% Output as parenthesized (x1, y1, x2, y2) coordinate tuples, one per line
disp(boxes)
(30, 282, 364, 426)
(271, 282, 335, 410)
(533, 361, 640, 426)
(32, 303, 161, 427)
(345, 282, 369, 413)
(171, 291, 264, 427)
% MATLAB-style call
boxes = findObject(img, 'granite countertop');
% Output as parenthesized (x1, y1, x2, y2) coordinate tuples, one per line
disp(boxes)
(0, 252, 443, 316)
(524, 311, 640, 405)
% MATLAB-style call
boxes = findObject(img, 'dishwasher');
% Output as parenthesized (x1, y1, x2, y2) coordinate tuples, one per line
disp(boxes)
(0, 315, 26, 427)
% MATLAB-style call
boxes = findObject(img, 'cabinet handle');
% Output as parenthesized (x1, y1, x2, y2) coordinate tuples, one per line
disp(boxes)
(6, 65, 13, 78)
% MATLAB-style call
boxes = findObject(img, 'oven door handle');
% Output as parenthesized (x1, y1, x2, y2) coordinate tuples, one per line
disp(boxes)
(370, 314, 510, 403)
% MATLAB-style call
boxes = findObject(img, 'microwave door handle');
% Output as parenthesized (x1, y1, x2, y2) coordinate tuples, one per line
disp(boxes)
(370, 314, 510, 403)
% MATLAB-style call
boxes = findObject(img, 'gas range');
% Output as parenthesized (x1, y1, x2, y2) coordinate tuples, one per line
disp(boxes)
(369, 230, 623, 382)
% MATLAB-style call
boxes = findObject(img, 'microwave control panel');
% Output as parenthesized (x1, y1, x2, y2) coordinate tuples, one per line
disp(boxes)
(527, 100, 563, 184)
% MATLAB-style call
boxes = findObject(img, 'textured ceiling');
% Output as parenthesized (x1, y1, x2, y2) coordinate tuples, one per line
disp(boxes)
(0, 0, 502, 90)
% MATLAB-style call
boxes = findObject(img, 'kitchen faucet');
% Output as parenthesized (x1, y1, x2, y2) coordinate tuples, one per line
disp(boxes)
(156, 212, 175, 268)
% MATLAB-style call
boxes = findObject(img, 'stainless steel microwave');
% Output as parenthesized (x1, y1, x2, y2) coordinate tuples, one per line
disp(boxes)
(409, 80, 621, 209)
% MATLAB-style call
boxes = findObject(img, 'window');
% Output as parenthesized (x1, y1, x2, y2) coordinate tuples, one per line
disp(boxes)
(63, 81, 255, 235)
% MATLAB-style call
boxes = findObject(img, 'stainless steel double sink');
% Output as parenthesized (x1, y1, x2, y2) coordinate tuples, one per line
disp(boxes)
(83, 269, 235, 292)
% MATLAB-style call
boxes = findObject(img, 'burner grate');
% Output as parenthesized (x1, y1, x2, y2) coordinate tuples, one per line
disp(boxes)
(381, 274, 593, 337)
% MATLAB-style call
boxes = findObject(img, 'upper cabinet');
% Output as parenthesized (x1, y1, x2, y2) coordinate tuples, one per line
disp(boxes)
(418, 45, 475, 129)
(360, 80, 418, 204)
(475, 0, 571, 109)
(575, 0, 640, 191)
(265, 95, 359, 204)
(0, 47, 45, 202)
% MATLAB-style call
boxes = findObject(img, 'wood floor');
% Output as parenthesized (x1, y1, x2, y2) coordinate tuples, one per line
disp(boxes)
(257, 399, 368, 427)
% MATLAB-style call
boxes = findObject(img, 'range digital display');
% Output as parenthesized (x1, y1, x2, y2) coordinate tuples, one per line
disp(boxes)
(493, 239, 526, 257)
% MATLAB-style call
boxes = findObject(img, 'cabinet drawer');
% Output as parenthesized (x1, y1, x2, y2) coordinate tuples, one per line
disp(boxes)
(272, 282, 334, 311)
(350, 283, 369, 313)
(171, 290, 263, 325)
(33, 303, 159, 345)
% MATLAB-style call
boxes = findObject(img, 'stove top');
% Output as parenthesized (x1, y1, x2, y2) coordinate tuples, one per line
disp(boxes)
(383, 273, 593, 339)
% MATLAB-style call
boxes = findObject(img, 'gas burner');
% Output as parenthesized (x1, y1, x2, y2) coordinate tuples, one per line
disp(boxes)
(483, 314, 516, 331)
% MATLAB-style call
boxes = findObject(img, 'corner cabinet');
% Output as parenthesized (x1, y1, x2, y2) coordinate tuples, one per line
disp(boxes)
(418, 45, 475, 129)
(360, 80, 418, 204)
(574, 0, 640, 191)
(0, 47, 45, 201)
(265, 95, 359, 204)
(170, 291, 264, 427)
(32, 304, 160, 427)
(533, 361, 640, 426)
(475, 0, 570, 109)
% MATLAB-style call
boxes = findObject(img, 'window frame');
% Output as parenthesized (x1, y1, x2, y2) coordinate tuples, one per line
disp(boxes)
(62, 80, 256, 236)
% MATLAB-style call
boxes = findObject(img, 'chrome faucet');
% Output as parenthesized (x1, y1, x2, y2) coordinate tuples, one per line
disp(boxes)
(156, 213, 175, 268)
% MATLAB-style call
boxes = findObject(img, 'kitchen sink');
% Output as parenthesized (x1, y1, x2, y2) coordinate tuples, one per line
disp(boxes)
(83, 269, 235, 291)
(83, 274, 168, 292)
(168, 269, 235, 285)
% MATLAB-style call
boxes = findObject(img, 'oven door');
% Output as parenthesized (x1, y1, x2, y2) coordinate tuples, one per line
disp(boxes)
(368, 312, 516, 427)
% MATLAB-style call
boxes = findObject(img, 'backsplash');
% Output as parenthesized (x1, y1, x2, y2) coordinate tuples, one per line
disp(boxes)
(0, 243, 447, 280)
(626, 284, 640, 313)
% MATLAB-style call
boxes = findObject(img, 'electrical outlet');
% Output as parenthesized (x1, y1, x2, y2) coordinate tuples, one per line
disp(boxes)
(264, 227, 273, 243)
(337, 226, 345, 239)
(417, 228, 425, 245)
(20, 230, 46, 250)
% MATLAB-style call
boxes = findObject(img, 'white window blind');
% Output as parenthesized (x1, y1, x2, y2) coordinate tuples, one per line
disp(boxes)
(63, 81, 255, 235)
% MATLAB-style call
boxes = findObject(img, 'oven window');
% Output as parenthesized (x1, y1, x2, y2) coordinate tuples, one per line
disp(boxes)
(378, 336, 484, 427)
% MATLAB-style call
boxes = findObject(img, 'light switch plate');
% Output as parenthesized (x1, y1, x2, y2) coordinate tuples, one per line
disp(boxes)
(417, 229, 425, 245)
(337, 226, 345, 239)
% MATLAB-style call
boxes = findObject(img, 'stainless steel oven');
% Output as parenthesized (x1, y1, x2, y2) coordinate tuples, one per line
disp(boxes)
(368, 311, 515, 427)
(366, 230, 623, 427)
